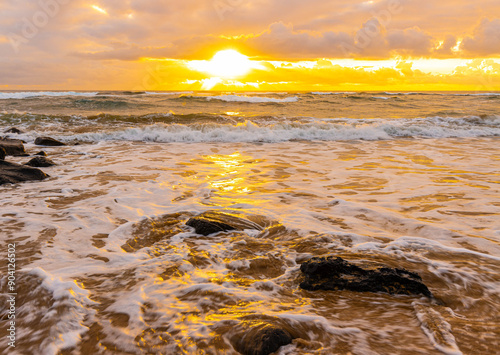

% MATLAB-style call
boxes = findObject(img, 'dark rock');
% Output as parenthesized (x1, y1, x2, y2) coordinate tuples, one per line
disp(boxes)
(34, 137, 66, 146)
(34, 151, 47, 156)
(25, 156, 56, 167)
(186, 216, 235, 236)
(0, 160, 49, 185)
(4, 127, 23, 134)
(231, 323, 293, 355)
(186, 210, 265, 236)
(300, 256, 432, 297)
(0, 147, 5, 161)
(0, 138, 26, 156)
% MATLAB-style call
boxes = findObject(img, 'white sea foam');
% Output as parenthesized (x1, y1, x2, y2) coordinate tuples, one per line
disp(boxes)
(413, 304, 463, 355)
(25, 268, 96, 355)
(1, 135, 498, 354)
(0, 91, 98, 99)
(56, 116, 500, 143)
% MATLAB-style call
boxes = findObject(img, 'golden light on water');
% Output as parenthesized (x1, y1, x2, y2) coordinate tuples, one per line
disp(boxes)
(207, 152, 251, 193)
(169, 151, 274, 207)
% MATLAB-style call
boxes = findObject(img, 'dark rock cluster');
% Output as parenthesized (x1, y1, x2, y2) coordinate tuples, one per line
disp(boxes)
(0, 160, 49, 185)
(0, 132, 64, 185)
(0, 138, 27, 156)
(299, 256, 432, 297)
(34, 137, 66, 146)
(186, 210, 264, 236)
(4, 127, 23, 134)
(25, 156, 56, 168)
(231, 323, 293, 355)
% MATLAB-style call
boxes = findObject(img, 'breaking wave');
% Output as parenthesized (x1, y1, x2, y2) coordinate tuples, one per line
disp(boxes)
(183, 95, 300, 103)
(53, 115, 500, 143)
(0, 91, 99, 99)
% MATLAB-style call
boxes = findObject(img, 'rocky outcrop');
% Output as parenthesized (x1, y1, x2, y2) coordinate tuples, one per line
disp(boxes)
(4, 127, 23, 134)
(0, 147, 5, 161)
(0, 138, 26, 156)
(230, 322, 293, 355)
(186, 211, 265, 236)
(0, 160, 49, 185)
(34, 151, 47, 156)
(34, 137, 66, 146)
(25, 156, 56, 167)
(300, 256, 432, 297)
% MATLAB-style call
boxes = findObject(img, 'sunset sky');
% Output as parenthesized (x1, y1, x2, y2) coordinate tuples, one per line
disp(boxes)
(1, 0, 499, 91)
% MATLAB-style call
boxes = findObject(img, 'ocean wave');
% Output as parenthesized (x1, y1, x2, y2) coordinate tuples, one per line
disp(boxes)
(0, 91, 99, 99)
(310, 92, 356, 95)
(193, 95, 300, 103)
(96, 91, 146, 96)
(145, 91, 194, 95)
(55, 115, 500, 143)
(379, 92, 433, 96)
(375, 92, 500, 97)
(450, 93, 500, 96)
(72, 98, 131, 108)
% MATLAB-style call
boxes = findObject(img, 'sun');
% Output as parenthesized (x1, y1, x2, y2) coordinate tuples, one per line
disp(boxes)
(188, 50, 256, 78)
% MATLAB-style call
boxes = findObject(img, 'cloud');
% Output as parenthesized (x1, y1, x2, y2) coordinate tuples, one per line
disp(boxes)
(1, 1, 500, 89)
(244, 20, 433, 59)
(434, 35, 458, 56)
(462, 18, 500, 56)
(72, 45, 176, 61)
(246, 22, 354, 59)
(387, 27, 433, 56)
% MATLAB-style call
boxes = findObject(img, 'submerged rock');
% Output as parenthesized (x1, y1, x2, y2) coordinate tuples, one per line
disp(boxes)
(34, 151, 47, 156)
(0, 160, 49, 185)
(4, 127, 23, 134)
(0, 138, 26, 156)
(231, 323, 293, 355)
(25, 156, 56, 167)
(186, 210, 265, 236)
(0, 147, 5, 161)
(300, 256, 432, 297)
(34, 137, 66, 146)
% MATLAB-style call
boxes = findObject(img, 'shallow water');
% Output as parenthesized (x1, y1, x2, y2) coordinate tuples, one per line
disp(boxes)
(1, 92, 499, 354)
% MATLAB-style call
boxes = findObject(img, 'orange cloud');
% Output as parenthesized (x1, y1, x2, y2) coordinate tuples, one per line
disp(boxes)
(462, 19, 500, 56)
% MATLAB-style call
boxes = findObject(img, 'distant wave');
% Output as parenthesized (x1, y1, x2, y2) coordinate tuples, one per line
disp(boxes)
(379, 92, 432, 96)
(372, 92, 500, 97)
(53, 115, 500, 143)
(72, 98, 131, 108)
(449, 93, 500, 96)
(0, 91, 99, 99)
(310, 92, 356, 95)
(200, 95, 299, 103)
(145, 91, 194, 95)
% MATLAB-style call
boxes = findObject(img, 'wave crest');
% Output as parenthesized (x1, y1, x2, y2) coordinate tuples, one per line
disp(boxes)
(55, 115, 500, 143)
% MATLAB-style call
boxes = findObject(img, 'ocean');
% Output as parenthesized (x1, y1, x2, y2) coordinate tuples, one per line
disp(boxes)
(0, 91, 499, 354)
